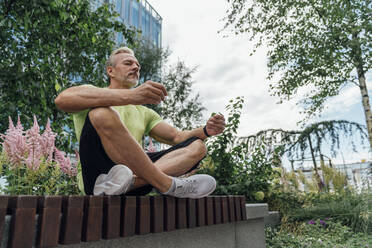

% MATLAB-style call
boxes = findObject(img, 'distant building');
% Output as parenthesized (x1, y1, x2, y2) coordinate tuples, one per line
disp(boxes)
(296, 161, 372, 190)
(93, 0, 162, 47)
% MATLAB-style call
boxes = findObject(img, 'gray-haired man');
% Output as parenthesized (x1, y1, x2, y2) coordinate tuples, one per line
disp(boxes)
(55, 47, 225, 198)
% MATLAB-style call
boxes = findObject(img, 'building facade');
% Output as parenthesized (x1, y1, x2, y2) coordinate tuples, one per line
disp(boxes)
(93, 0, 162, 48)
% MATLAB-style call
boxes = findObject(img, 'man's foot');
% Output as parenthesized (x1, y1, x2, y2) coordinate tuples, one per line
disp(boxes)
(93, 164, 134, 195)
(163, 174, 216, 198)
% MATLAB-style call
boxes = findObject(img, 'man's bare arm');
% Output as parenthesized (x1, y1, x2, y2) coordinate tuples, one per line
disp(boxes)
(149, 122, 206, 146)
(55, 85, 131, 113)
(55, 81, 167, 113)
(149, 114, 226, 146)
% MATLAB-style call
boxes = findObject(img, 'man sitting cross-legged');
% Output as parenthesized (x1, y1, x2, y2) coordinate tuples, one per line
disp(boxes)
(54, 47, 225, 198)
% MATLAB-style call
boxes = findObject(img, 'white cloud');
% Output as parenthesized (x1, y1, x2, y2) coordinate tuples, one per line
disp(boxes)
(149, 0, 317, 137)
(322, 85, 369, 116)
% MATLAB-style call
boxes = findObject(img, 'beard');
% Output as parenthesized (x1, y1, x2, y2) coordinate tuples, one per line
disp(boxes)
(125, 78, 138, 88)
(119, 74, 139, 88)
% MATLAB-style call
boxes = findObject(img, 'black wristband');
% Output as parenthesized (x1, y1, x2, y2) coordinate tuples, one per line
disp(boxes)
(203, 125, 211, 137)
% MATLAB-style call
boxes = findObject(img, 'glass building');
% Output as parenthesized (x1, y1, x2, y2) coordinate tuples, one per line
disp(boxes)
(94, 0, 162, 48)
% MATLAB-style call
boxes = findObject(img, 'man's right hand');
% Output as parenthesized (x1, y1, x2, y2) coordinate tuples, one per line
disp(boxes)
(130, 81, 168, 105)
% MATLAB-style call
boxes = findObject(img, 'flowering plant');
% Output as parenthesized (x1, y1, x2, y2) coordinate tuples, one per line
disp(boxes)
(0, 116, 80, 195)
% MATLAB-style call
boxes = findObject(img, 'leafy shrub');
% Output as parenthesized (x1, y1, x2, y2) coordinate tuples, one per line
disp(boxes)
(266, 219, 371, 248)
(0, 116, 80, 195)
(199, 97, 279, 202)
(267, 173, 371, 234)
(287, 190, 372, 234)
(266, 186, 306, 214)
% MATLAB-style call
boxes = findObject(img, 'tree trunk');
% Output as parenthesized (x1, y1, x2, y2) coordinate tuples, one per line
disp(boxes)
(308, 137, 318, 174)
(357, 69, 372, 151)
(320, 153, 325, 167)
(352, 33, 372, 151)
(308, 137, 324, 191)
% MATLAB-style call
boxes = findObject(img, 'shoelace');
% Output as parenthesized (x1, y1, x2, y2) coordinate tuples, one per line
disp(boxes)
(175, 178, 198, 195)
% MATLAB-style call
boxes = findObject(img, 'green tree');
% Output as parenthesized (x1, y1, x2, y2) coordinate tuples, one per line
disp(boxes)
(160, 61, 205, 130)
(0, 0, 134, 151)
(133, 40, 205, 130)
(235, 120, 367, 190)
(223, 0, 372, 149)
(285, 120, 367, 164)
(132, 39, 170, 83)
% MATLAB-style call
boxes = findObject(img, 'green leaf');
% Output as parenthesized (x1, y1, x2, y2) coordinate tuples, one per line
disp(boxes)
(55, 82, 61, 92)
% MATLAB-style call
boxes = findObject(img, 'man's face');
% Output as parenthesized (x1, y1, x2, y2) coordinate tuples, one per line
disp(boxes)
(108, 53, 141, 88)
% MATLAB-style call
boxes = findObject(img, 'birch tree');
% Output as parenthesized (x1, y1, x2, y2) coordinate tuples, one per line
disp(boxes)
(223, 0, 372, 149)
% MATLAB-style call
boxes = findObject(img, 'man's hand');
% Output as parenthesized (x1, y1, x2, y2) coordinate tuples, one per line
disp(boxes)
(205, 114, 225, 136)
(131, 81, 167, 105)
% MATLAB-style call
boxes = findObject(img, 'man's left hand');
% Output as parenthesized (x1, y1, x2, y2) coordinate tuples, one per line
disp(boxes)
(205, 114, 225, 136)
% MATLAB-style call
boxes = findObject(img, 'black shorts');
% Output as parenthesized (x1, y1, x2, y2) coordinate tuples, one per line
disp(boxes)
(79, 113, 203, 195)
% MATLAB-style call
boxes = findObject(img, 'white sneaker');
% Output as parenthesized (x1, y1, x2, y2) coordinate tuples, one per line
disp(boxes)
(93, 164, 133, 196)
(164, 174, 216, 199)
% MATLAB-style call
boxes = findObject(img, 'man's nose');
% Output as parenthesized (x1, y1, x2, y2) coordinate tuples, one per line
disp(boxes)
(132, 64, 139, 71)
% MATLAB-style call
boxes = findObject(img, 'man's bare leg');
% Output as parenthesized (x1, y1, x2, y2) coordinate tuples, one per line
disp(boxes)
(131, 139, 207, 189)
(89, 107, 172, 193)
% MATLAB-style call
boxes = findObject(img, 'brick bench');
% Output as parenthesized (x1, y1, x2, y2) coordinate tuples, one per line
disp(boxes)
(0, 195, 246, 248)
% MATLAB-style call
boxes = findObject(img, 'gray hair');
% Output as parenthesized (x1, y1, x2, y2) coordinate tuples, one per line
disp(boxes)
(105, 47, 135, 68)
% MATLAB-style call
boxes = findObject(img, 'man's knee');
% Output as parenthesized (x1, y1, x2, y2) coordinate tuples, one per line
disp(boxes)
(188, 139, 207, 160)
(89, 107, 121, 131)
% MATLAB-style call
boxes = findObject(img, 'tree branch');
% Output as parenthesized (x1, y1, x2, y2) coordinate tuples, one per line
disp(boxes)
(4, 0, 16, 17)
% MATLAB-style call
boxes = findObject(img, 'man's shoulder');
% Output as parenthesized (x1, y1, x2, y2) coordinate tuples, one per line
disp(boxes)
(81, 83, 99, 89)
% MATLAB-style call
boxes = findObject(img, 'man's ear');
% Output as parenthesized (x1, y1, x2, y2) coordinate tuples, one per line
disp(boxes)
(107, 66, 114, 78)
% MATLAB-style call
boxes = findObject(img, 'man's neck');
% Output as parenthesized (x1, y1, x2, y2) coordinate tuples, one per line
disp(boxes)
(108, 80, 132, 89)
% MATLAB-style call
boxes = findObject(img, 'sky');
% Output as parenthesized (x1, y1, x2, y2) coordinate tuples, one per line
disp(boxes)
(149, 0, 372, 166)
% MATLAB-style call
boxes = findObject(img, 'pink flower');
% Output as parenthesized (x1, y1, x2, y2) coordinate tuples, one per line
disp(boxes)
(1, 115, 77, 177)
(0, 116, 28, 166)
(54, 148, 77, 177)
(16, 115, 23, 131)
(25, 115, 43, 170)
(25, 151, 41, 171)
(40, 118, 56, 162)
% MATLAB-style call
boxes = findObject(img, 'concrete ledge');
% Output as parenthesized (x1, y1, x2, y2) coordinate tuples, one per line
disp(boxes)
(58, 223, 236, 248)
(245, 203, 269, 220)
(58, 219, 266, 248)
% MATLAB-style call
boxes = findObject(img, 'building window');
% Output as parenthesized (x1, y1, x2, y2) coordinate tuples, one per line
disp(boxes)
(124, 0, 130, 23)
(115, 0, 122, 15)
(141, 9, 150, 37)
(153, 22, 161, 47)
(132, 0, 139, 28)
